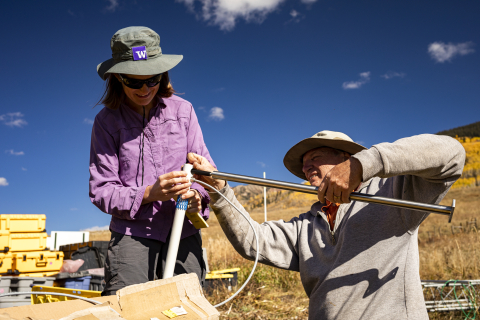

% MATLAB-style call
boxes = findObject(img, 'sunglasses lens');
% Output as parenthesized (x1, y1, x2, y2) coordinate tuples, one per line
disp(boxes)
(125, 79, 144, 89)
(146, 74, 162, 87)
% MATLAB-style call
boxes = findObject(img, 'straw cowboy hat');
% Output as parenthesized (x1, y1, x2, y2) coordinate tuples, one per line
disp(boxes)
(283, 130, 367, 180)
(97, 26, 183, 80)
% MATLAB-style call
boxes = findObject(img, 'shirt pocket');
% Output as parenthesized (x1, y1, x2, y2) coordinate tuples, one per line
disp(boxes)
(161, 119, 187, 166)
(119, 157, 136, 186)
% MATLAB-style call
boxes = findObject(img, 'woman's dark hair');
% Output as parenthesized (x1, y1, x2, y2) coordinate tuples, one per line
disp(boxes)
(96, 72, 176, 109)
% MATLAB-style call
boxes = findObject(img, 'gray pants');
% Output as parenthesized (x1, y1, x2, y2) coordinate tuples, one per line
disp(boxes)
(102, 230, 206, 296)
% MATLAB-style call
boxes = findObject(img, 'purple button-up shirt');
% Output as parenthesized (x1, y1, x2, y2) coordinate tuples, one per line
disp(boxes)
(89, 95, 215, 242)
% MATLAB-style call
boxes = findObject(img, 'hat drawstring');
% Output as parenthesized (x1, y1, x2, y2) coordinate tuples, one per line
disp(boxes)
(141, 106, 145, 186)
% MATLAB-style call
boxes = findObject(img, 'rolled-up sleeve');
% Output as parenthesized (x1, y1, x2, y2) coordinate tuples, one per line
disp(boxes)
(89, 116, 147, 220)
(186, 106, 216, 220)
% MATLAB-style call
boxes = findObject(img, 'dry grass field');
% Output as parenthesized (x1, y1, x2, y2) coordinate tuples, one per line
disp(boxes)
(90, 185, 480, 319)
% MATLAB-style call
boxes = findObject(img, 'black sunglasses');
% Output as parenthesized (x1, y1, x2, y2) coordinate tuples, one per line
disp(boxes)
(118, 73, 163, 89)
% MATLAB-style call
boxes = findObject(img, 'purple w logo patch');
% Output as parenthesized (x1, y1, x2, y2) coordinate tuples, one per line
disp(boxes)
(132, 46, 147, 61)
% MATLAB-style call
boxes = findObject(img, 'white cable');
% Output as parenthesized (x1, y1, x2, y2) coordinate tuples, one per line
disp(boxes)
(192, 178, 259, 308)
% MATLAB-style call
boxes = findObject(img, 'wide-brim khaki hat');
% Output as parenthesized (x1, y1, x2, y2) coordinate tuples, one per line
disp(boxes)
(283, 130, 367, 180)
(97, 26, 183, 80)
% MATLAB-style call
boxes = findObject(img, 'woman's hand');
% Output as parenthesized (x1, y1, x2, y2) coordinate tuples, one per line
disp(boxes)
(187, 153, 226, 191)
(142, 171, 192, 204)
(181, 189, 202, 214)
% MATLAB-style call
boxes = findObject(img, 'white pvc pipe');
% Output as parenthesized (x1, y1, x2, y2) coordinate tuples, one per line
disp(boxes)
(163, 164, 193, 279)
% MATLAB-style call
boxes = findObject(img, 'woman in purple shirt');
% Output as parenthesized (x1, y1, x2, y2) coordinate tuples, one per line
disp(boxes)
(89, 26, 215, 295)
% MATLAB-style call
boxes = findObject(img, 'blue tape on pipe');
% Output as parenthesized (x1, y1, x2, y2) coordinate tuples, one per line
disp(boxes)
(176, 196, 188, 210)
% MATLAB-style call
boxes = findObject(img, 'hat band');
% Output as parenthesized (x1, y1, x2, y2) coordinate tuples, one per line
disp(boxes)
(112, 46, 162, 62)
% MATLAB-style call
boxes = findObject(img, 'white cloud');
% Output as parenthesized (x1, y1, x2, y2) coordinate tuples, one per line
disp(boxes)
(257, 161, 266, 168)
(381, 71, 406, 80)
(105, 0, 119, 12)
(81, 225, 110, 232)
(300, 0, 317, 3)
(21, 167, 27, 171)
(67, 9, 75, 16)
(428, 41, 475, 63)
(290, 9, 300, 18)
(342, 72, 371, 90)
(209, 107, 225, 121)
(212, 87, 225, 92)
(5, 150, 24, 156)
(84, 118, 94, 125)
(286, 9, 304, 23)
(177, 0, 289, 31)
(0, 112, 27, 127)
(0, 178, 8, 186)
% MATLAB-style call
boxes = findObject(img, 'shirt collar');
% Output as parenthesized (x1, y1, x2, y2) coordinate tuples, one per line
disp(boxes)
(309, 178, 373, 217)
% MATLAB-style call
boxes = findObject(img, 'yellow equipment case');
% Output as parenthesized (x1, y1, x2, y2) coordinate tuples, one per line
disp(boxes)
(0, 252, 14, 273)
(204, 268, 240, 293)
(0, 232, 48, 253)
(31, 285, 101, 304)
(13, 251, 64, 273)
(0, 214, 46, 233)
(0, 230, 9, 253)
(18, 271, 59, 277)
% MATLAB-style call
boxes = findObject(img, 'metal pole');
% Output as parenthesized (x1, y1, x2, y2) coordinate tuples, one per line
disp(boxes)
(263, 172, 267, 222)
(191, 169, 455, 222)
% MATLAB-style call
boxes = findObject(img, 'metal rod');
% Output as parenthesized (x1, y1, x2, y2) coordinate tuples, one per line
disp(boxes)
(192, 169, 455, 222)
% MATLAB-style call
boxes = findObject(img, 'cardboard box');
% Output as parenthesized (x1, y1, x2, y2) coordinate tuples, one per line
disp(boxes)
(0, 273, 219, 320)
(59, 301, 124, 320)
(117, 273, 218, 320)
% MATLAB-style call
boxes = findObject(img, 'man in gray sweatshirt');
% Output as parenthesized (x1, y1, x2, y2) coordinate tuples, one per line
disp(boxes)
(188, 131, 465, 319)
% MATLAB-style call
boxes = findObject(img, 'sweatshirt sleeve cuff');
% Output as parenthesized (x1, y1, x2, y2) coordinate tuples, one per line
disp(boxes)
(208, 183, 234, 209)
(130, 185, 148, 219)
(352, 147, 384, 182)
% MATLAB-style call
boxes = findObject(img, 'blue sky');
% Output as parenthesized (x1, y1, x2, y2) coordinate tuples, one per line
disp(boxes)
(1, 0, 479, 231)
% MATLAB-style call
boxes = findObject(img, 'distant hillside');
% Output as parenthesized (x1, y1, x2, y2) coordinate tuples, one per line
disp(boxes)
(233, 184, 318, 211)
(453, 137, 480, 188)
(433, 120, 480, 188)
(437, 121, 480, 138)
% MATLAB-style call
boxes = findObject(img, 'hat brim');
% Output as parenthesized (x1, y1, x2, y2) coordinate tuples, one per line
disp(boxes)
(283, 138, 367, 180)
(97, 54, 183, 80)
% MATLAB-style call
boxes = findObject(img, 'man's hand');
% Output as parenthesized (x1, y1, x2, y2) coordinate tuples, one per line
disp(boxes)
(182, 189, 202, 214)
(143, 171, 191, 204)
(187, 153, 226, 191)
(317, 157, 363, 204)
